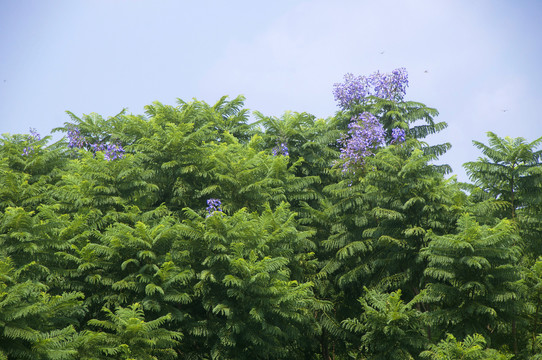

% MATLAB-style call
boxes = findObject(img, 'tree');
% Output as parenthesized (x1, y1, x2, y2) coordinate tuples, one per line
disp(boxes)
(175, 203, 322, 359)
(77, 303, 182, 360)
(321, 145, 460, 299)
(0, 131, 68, 212)
(0, 257, 84, 360)
(464, 132, 542, 257)
(342, 288, 427, 359)
(417, 214, 524, 352)
(463, 132, 542, 356)
(295, 68, 457, 358)
(4, 71, 540, 359)
(525, 258, 542, 359)
(464, 132, 542, 221)
(420, 333, 512, 360)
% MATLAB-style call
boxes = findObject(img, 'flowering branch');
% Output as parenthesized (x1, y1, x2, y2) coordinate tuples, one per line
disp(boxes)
(66, 126, 125, 161)
(22, 128, 41, 156)
(333, 68, 408, 109)
(338, 112, 385, 172)
(334, 68, 409, 174)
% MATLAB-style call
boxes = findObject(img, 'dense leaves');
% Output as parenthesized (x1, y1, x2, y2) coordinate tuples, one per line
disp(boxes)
(1, 68, 541, 359)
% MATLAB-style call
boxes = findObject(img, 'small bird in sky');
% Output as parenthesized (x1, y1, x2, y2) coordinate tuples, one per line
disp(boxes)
(379, 50, 385, 54)
(424, 70, 429, 73)
(501, 109, 509, 112)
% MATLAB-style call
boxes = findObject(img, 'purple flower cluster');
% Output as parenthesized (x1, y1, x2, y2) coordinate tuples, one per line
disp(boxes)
(67, 127, 88, 149)
(272, 142, 289, 156)
(333, 68, 409, 109)
(338, 112, 385, 172)
(29, 128, 41, 141)
(91, 143, 125, 161)
(66, 126, 124, 161)
(333, 73, 372, 109)
(206, 198, 222, 216)
(22, 128, 41, 156)
(372, 68, 409, 102)
(391, 128, 406, 144)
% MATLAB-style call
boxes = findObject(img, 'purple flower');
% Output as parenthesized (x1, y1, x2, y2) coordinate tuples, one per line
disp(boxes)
(29, 128, 41, 141)
(88, 142, 124, 161)
(91, 143, 103, 152)
(332, 73, 371, 109)
(206, 198, 222, 216)
(22, 128, 41, 156)
(280, 143, 289, 156)
(333, 68, 409, 109)
(391, 128, 406, 144)
(67, 127, 88, 149)
(272, 142, 289, 156)
(103, 143, 125, 161)
(337, 112, 385, 172)
(67, 126, 124, 161)
(22, 147, 32, 156)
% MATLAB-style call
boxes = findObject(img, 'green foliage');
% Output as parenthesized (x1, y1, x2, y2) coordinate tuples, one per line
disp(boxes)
(2, 90, 540, 359)
(0, 205, 75, 279)
(77, 303, 182, 360)
(339, 97, 451, 162)
(529, 333, 542, 360)
(342, 288, 426, 359)
(0, 132, 67, 211)
(202, 135, 320, 214)
(52, 151, 157, 214)
(321, 145, 460, 302)
(254, 110, 340, 179)
(176, 203, 321, 359)
(464, 132, 542, 223)
(525, 258, 542, 358)
(417, 214, 525, 351)
(420, 333, 512, 360)
(0, 257, 84, 359)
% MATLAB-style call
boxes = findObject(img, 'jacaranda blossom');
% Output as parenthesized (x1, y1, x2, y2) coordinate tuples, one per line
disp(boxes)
(206, 198, 222, 216)
(29, 128, 41, 141)
(22, 128, 41, 156)
(91, 143, 125, 161)
(67, 126, 124, 161)
(272, 142, 289, 156)
(67, 127, 88, 149)
(333, 68, 409, 109)
(338, 112, 385, 172)
(391, 128, 406, 144)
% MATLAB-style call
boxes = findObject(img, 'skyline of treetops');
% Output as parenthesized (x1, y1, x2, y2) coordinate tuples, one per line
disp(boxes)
(1, 68, 541, 359)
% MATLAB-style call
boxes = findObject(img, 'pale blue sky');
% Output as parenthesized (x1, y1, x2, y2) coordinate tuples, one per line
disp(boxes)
(1, 0, 541, 182)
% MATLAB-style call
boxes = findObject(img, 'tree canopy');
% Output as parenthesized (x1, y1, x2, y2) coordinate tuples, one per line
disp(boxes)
(1, 69, 541, 359)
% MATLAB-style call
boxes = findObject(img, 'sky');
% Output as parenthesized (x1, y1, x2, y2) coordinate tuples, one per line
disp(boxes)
(1, 0, 541, 182)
